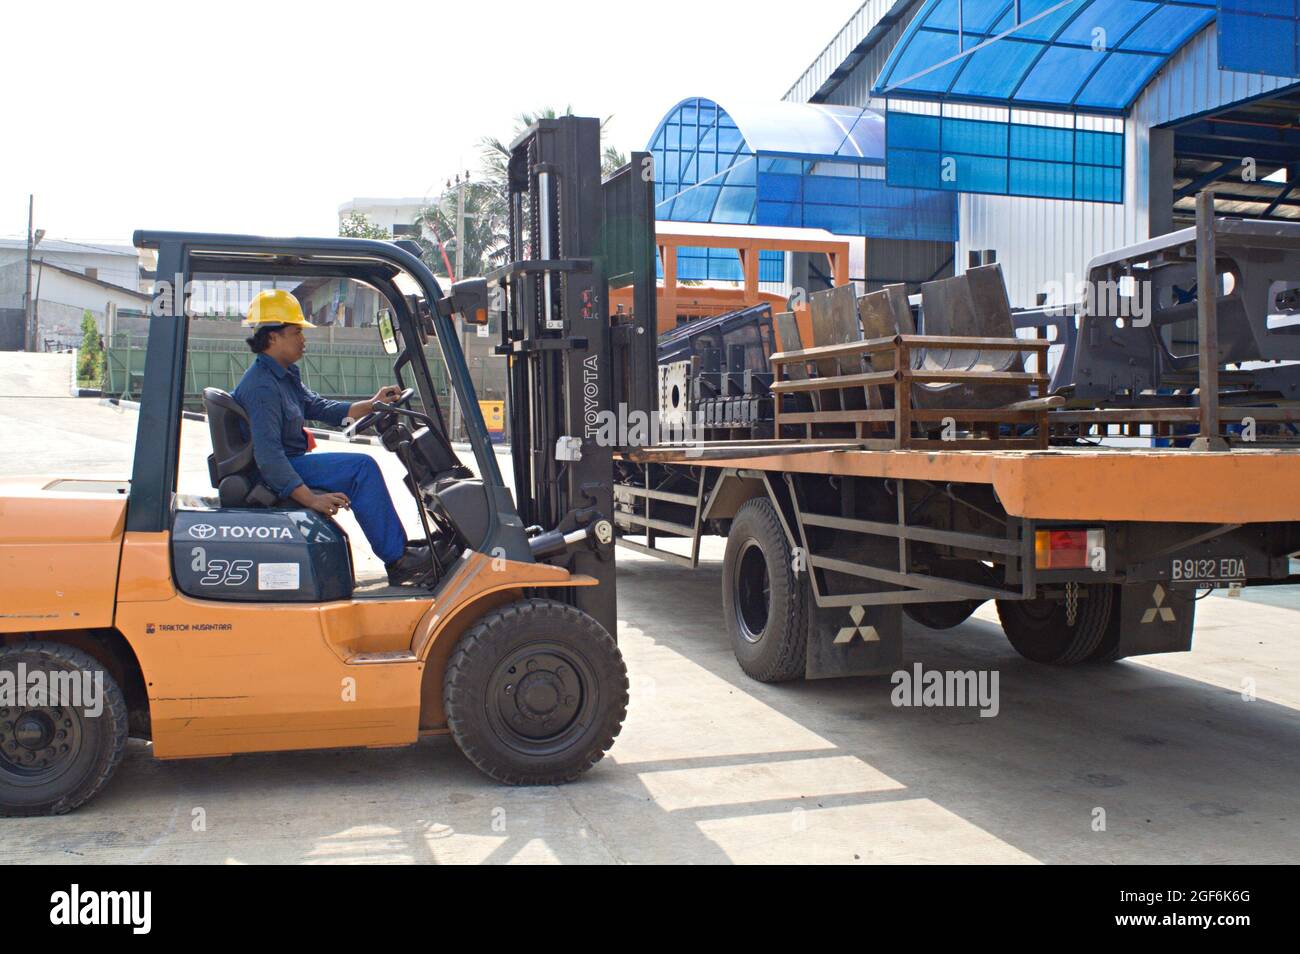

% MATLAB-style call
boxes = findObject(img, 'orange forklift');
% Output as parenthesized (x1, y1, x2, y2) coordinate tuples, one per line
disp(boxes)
(0, 117, 657, 814)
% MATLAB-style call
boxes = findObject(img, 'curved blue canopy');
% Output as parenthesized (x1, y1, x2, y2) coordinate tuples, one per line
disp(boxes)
(647, 97, 955, 247)
(873, 0, 1217, 114)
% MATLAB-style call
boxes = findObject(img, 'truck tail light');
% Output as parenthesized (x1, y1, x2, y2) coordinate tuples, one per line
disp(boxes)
(1035, 528, 1105, 570)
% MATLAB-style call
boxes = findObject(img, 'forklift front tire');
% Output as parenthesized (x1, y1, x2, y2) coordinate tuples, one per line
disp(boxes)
(443, 598, 628, 785)
(0, 641, 130, 816)
(996, 583, 1114, 665)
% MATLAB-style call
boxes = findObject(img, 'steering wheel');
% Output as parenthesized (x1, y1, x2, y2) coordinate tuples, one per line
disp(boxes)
(348, 387, 416, 436)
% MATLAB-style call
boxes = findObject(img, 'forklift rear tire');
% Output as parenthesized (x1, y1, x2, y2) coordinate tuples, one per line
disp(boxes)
(723, 497, 808, 683)
(0, 641, 129, 816)
(996, 583, 1114, 665)
(444, 598, 628, 785)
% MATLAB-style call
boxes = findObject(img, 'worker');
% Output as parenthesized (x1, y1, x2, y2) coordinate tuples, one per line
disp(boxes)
(233, 289, 432, 585)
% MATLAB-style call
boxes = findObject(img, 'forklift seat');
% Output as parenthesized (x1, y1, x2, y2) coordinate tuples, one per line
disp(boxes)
(203, 387, 278, 508)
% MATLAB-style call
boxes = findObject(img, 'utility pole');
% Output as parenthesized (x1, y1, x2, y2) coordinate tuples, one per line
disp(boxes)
(24, 195, 34, 351)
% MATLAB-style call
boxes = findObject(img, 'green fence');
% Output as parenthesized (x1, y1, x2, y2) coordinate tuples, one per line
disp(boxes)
(103, 334, 450, 409)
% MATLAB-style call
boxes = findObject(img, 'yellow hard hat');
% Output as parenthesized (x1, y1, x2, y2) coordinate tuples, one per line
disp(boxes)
(244, 289, 314, 328)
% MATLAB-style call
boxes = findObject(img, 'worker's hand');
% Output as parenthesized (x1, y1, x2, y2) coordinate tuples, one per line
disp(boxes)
(371, 385, 404, 405)
(309, 492, 351, 517)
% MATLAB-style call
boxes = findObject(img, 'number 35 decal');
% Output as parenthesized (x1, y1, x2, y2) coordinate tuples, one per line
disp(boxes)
(192, 547, 253, 586)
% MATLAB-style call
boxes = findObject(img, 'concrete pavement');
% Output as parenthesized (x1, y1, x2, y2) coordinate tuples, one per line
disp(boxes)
(1, 353, 1298, 863)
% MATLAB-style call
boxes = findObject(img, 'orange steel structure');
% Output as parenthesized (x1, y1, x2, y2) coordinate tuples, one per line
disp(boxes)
(608, 224, 853, 342)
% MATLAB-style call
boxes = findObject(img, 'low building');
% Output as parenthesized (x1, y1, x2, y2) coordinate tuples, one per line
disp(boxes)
(337, 197, 431, 238)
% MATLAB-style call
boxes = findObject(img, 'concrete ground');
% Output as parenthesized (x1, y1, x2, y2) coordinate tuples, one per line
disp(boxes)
(2, 352, 1298, 864)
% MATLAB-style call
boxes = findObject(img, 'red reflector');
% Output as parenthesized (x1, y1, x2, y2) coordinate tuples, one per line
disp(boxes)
(1036, 530, 1088, 569)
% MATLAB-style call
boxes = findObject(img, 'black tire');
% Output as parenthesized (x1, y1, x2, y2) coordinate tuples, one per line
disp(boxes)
(0, 640, 129, 816)
(904, 600, 983, 630)
(1086, 589, 1125, 663)
(443, 598, 628, 785)
(722, 497, 808, 683)
(996, 583, 1115, 665)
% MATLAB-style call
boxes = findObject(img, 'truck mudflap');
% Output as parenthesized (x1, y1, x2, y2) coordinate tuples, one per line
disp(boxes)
(1114, 582, 1196, 658)
(806, 604, 903, 678)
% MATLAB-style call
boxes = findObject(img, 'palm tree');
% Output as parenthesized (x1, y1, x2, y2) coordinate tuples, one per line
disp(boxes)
(411, 108, 631, 279)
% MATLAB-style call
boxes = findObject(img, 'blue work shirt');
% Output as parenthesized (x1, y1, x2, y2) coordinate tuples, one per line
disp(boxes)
(231, 353, 352, 498)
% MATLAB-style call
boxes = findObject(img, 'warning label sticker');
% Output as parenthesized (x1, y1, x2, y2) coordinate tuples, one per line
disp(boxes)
(258, 562, 301, 590)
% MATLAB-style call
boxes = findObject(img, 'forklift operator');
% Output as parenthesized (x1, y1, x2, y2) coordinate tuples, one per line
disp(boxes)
(233, 289, 433, 585)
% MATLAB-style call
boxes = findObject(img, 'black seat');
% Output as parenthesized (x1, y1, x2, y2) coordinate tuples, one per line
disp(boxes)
(203, 387, 278, 508)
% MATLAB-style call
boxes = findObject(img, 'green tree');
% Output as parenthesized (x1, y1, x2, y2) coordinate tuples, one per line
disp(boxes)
(77, 310, 101, 385)
(338, 211, 391, 239)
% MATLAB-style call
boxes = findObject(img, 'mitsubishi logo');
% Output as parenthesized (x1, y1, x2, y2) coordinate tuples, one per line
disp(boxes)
(1141, 583, 1176, 624)
(834, 605, 880, 645)
(188, 523, 216, 539)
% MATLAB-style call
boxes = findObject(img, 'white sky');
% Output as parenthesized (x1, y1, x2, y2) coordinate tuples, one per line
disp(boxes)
(2, 0, 862, 247)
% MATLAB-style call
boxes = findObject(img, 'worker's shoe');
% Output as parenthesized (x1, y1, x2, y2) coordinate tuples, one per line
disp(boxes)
(385, 545, 435, 586)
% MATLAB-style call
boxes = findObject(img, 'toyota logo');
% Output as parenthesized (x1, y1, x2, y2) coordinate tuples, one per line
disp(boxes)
(188, 523, 217, 539)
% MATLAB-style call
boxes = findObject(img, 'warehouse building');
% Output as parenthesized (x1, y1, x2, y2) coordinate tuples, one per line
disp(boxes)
(784, 0, 1300, 307)
(650, 1, 1300, 309)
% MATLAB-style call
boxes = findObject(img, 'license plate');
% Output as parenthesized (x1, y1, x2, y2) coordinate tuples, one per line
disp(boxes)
(1170, 556, 1246, 584)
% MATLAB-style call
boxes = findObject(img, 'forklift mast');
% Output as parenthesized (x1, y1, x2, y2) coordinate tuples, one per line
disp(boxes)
(490, 116, 657, 636)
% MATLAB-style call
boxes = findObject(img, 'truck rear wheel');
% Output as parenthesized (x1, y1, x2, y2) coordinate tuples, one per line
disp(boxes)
(443, 598, 628, 785)
(0, 641, 129, 816)
(722, 497, 808, 683)
(996, 583, 1114, 665)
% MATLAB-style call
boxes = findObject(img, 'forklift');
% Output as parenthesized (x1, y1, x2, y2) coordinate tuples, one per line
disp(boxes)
(0, 116, 658, 815)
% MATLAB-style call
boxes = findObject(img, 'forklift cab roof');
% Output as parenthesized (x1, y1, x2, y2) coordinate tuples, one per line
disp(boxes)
(132, 230, 436, 290)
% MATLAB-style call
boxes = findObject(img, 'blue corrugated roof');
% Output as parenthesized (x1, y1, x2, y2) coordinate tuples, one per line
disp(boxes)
(872, 0, 1218, 114)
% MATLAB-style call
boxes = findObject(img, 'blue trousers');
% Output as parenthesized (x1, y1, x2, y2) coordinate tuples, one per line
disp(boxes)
(290, 452, 407, 564)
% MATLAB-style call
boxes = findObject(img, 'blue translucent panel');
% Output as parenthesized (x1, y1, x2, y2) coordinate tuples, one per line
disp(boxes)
(1075, 51, 1163, 108)
(803, 203, 861, 233)
(924, 0, 1013, 35)
(713, 185, 756, 224)
(682, 150, 699, 184)
(883, 28, 964, 91)
(698, 151, 719, 181)
(1010, 123, 1073, 161)
(837, 109, 887, 158)
(887, 111, 942, 151)
(885, 148, 948, 189)
(1222, 0, 1295, 15)
(1120, 5, 1214, 53)
(885, 100, 1123, 203)
(804, 175, 859, 204)
(1075, 162, 1122, 201)
(1056, 0, 1156, 46)
(954, 153, 1009, 192)
(950, 38, 1044, 97)
(679, 104, 697, 125)
(758, 172, 802, 202)
(1074, 128, 1122, 166)
(725, 156, 757, 185)
(1012, 0, 1089, 40)
(758, 156, 802, 174)
(1014, 44, 1105, 103)
(673, 184, 719, 221)
(757, 200, 801, 227)
(718, 124, 744, 152)
(698, 126, 717, 152)
(942, 115, 1009, 156)
(1009, 158, 1074, 197)
(1219, 4, 1300, 79)
(758, 250, 785, 283)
